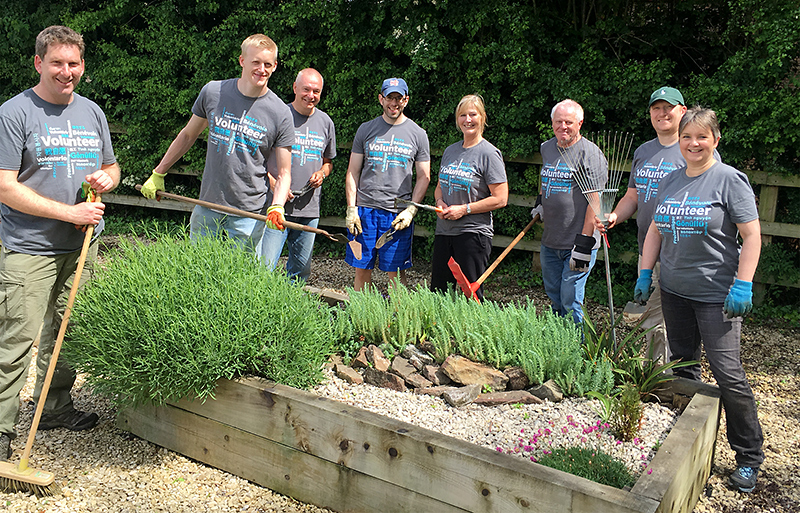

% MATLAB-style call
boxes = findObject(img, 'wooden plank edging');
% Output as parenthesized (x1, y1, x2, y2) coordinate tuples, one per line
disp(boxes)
(118, 377, 720, 513)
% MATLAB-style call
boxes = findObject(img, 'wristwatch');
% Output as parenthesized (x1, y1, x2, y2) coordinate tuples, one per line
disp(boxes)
(466, 203, 472, 214)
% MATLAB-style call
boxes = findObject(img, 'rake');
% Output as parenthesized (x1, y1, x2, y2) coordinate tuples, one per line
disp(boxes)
(558, 132, 634, 347)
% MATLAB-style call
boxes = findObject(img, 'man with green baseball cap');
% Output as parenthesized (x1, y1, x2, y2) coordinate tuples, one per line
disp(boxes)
(649, 86, 685, 107)
(599, 85, 695, 366)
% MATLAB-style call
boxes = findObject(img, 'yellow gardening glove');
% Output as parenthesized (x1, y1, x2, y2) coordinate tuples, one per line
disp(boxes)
(140, 170, 167, 199)
(391, 205, 418, 231)
(346, 205, 362, 236)
(266, 204, 285, 231)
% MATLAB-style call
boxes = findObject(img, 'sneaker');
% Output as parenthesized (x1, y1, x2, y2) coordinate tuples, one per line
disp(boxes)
(0, 433, 11, 461)
(38, 409, 99, 431)
(728, 466, 759, 493)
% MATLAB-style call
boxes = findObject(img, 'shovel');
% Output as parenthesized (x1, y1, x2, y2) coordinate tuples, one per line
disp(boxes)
(376, 199, 442, 249)
(449, 212, 540, 303)
(135, 185, 351, 245)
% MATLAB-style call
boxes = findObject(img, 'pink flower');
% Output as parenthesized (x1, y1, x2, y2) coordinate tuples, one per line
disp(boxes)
(647, 469, 653, 475)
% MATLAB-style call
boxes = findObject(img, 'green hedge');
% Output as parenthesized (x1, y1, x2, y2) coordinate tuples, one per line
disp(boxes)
(2, 0, 798, 301)
(2, 0, 797, 191)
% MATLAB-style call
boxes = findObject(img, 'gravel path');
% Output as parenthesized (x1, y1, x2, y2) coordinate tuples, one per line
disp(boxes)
(3, 254, 798, 512)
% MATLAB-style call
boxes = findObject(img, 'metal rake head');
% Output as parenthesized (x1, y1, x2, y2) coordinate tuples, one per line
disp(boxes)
(557, 132, 634, 223)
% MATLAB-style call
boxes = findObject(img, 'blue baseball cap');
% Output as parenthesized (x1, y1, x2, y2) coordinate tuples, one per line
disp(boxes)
(381, 77, 408, 96)
(649, 87, 685, 106)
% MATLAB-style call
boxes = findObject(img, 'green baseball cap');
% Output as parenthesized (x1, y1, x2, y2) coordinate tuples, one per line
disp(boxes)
(649, 87, 685, 106)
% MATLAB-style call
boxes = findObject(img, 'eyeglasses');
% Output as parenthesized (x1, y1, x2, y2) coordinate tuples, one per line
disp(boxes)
(381, 94, 406, 103)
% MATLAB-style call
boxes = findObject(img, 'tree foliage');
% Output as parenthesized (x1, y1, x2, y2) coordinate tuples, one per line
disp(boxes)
(1, 0, 797, 209)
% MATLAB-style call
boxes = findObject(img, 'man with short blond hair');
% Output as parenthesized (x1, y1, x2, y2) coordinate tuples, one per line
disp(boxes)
(262, 68, 336, 280)
(0, 26, 121, 456)
(141, 34, 294, 258)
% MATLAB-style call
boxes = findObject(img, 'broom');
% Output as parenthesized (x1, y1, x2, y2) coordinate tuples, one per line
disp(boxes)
(558, 132, 633, 347)
(0, 187, 100, 496)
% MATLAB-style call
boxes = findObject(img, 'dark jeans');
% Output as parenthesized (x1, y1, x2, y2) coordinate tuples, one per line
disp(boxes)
(430, 233, 491, 301)
(661, 288, 764, 468)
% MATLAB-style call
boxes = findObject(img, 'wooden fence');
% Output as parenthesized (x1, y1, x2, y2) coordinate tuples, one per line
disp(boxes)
(105, 153, 800, 292)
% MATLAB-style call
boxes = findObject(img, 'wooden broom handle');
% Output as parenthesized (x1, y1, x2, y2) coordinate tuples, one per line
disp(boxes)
(474, 213, 539, 288)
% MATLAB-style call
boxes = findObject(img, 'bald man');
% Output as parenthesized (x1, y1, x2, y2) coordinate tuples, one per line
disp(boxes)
(262, 68, 336, 281)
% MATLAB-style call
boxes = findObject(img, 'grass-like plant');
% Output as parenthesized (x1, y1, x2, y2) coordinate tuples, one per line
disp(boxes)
(536, 446, 636, 489)
(582, 310, 695, 398)
(336, 284, 615, 396)
(64, 232, 335, 407)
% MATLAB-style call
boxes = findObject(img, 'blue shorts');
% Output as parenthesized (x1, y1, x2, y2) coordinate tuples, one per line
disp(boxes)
(345, 207, 413, 272)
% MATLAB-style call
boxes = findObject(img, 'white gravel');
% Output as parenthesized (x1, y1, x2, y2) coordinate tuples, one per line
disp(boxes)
(315, 370, 677, 475)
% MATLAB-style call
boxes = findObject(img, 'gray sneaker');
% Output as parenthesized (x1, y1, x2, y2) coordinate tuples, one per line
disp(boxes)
(0, 433, 11, 461)
(728, 466, 758, 493)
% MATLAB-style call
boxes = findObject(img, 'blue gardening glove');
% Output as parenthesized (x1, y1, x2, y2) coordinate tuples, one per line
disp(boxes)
(634, 269, 654, 305)
(141, 170, 167, 199)
(569, 234, 595, 272)
(723, 279, 753, 318)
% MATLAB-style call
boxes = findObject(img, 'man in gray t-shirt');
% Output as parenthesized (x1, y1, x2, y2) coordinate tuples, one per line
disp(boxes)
(140, 34, 294, 259)
(262, 68, 336, 281)
(539, 99, 606, 326)
(602, 87, 688, 364)
(0, 26, 121, 446)
(344, 78, 431, 291)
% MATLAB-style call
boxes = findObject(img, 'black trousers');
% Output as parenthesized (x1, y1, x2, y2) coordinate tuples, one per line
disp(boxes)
(430, 233, 492, 301)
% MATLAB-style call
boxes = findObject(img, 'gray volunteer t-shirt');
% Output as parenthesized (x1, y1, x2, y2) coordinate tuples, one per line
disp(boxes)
(539, 137, 608, 250)
(653, 161, 758, 303)
(352, 116, 430, 213)
(0, 90, 116, 255)
(192, 79, 294, 213)
(268, 104, 337, 218)
(627, 138, 722, 252)
(435, 139, 507, 238)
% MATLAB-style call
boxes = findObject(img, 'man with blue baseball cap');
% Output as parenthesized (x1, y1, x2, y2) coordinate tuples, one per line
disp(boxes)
(344, 78, 431, 290)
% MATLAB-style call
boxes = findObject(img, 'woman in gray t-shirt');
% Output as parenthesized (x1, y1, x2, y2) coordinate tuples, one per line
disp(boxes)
(638, 107, 764, 493)
(430, 95, 508, 300)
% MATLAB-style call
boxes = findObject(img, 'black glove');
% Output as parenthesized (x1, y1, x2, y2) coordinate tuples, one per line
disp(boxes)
(569, 234, 595, 272)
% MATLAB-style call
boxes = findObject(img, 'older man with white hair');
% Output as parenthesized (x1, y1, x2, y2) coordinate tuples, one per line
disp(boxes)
(538, 99, 607, 326)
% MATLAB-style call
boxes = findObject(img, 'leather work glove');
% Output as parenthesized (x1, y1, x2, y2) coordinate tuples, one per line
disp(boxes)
(391, 205, 418, 231)
(633, 269, 654, 305)
(569, 234, 595, 272)
(265, 204, 285, 231)
(530, 194, 543, 221)
(345, 205, 362, 236)
(140, 170, 167, 200)
(723, 279, 753, 318)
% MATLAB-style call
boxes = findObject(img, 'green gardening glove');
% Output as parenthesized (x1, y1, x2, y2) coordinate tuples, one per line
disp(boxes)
(141, 170, 167, 199)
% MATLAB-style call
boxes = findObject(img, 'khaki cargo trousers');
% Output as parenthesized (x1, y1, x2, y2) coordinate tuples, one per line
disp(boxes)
(0, 241, 97, 437)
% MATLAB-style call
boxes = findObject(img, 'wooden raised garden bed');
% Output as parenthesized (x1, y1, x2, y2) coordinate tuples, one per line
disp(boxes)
(117, 375, 720, 513)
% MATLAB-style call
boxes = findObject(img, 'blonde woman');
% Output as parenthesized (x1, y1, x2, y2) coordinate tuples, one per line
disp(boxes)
(430, 95, 508, 300)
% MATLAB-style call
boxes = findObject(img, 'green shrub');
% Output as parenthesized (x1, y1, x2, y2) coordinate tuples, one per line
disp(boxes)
(611, 384, 644, 442)
(536, 447, 636, 489)
(64, 232, 336, 407)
